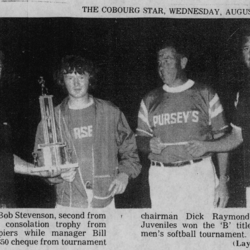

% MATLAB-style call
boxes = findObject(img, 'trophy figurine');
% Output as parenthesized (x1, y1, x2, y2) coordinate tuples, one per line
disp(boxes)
(32, 77, 78, 172)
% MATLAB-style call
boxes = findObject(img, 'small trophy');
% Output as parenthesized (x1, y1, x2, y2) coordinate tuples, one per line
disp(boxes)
(32, 77, 78, 172)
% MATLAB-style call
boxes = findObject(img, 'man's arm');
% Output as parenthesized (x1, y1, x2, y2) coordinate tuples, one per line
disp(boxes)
(116, 111, 142, 178)
(14, 154, 65, 180)
(214, 152, 229, 208)
(186, 125, 243, 157)
(187, 88, 235, 208)
(109, 111, 142, 196)
(14, 154, 36, 175)
(186, 127, 239, 208)
(137, 136, 167, 155)
(14, 154, 54, 177)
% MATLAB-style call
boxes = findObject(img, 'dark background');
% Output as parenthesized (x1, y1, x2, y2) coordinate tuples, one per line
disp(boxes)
(0, 18, 249, 208)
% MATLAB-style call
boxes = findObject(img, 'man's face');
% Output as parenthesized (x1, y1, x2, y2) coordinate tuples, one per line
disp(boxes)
(63, 72, 90, 99)
(242, 36, 250, 69)
(157, 47, 182, 85)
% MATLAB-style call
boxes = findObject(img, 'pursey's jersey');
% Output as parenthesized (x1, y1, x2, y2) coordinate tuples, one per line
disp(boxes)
(136, 79, 228, 163)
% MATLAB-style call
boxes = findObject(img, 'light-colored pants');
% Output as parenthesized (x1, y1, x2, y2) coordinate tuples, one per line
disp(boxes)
(55, 189, 115, 209)
(149, 157, 218, 210)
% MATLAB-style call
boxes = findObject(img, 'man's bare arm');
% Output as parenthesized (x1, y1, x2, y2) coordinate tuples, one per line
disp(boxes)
(214, 152, 229, 208)
(186, 126, 243, 158)
(14, 154, 62, 178)
(14, 154, 37, 175)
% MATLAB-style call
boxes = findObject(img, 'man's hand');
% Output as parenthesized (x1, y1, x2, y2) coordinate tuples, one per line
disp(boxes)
(60, 168, 77, 182)
(150, 137, 165, 154)
(185, 140, 208, 158)
(109, 173, 129, 197)
(214, 179, 229, 208)
(37, 165, 62, 177)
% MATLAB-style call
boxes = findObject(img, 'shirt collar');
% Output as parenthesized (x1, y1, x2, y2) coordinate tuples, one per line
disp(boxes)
(163, 79, 195, 93)
(68, 97, 94, 110)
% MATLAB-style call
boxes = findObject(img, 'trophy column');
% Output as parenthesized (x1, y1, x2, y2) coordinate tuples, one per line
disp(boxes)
(32, 77, 78, 172)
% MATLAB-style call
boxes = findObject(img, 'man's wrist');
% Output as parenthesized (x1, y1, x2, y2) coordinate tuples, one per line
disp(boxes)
(119, 172, 129, 178)
(118, 172, 130, 182)
(219, 175, 230, 183)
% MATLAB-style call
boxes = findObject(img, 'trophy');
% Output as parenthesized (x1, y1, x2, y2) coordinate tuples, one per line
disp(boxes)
(32, 77, 78, 172)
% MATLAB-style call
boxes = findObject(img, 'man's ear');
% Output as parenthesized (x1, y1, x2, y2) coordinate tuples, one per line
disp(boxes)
(180, 57, 188, 69)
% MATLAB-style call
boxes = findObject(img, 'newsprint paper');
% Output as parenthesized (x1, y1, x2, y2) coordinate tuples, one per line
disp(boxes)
(0, 0, 250, 250)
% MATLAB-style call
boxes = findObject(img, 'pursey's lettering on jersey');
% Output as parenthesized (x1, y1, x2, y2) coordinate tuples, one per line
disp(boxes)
(73, 125, 93, 139)
(153, 111, 199, 126)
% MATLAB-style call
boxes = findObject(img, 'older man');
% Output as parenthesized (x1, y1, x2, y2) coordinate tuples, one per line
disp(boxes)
(136, 41, 229, 209)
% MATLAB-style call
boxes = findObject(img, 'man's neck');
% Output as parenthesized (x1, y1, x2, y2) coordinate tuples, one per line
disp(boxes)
(163, 71, 188, 87)
(68, 95, 93, 109)
(164, 76, 188, 88)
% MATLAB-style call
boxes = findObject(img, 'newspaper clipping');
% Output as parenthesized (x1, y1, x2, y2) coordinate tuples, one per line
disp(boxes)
(0, 0, 250, 249)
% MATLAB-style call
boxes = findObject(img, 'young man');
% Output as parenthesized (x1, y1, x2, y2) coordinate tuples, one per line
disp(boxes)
(34, 55, 141, 208)
(136, 42, 229, 209)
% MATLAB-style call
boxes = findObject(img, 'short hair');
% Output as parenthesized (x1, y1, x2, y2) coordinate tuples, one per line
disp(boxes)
(56, 55, 96, 92)
(157, 40, 190, 59)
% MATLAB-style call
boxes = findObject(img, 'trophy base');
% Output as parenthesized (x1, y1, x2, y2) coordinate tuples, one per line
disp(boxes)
(31, 163, 78, 172)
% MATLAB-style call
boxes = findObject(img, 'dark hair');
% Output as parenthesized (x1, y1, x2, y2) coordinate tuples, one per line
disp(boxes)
(240, 25, 250, 48)
(157, 40, 190, 59)
(56, 55, 96, 92)
(228, 25, 250, 89)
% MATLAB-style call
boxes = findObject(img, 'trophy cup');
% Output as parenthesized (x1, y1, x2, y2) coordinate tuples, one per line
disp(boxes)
(32, 77, 78, 172)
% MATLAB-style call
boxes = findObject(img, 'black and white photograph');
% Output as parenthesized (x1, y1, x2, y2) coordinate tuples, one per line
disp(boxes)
(0, 1, 250, 249)
(0, 17, 249, 209)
